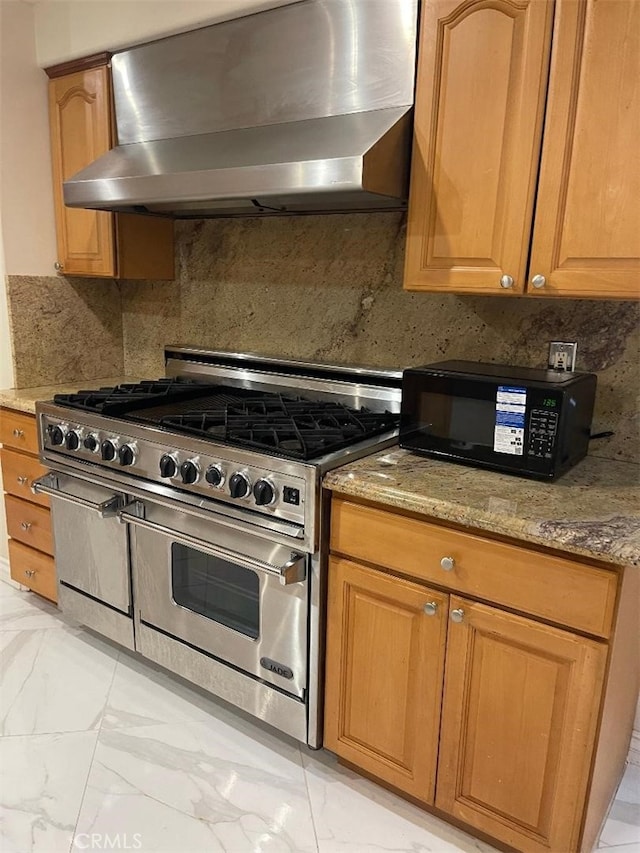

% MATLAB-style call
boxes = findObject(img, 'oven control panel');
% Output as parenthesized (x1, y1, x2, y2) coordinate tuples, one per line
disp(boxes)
(40, 414, 309, 527)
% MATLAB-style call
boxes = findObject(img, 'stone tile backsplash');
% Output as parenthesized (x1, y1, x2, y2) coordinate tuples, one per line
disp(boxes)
(6, 213, 639, 463)
(6, 275, 123, 387)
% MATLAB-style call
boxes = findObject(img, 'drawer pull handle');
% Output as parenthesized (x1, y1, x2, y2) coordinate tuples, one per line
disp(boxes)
(440, 556, 455, 571)
(20, 521, 32, 531)
(450, 608, 465, 624)
(13, 428, 24, 438)
(16, 476, 29, 485)
(24, 569, 36, 578)
(423, 601, 438, 616)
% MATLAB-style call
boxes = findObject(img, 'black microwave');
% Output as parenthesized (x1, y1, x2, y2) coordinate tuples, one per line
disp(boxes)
(399, 361, 597, 480)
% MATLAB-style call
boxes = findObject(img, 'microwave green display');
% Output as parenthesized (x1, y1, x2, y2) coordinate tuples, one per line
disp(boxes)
(543, 398, 557, 407)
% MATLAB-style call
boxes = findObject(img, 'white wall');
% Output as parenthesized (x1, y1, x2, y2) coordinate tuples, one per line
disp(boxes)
(0, 1, 57, 276)
(0, 1, 54, 563)
(34, 0, 298, 67)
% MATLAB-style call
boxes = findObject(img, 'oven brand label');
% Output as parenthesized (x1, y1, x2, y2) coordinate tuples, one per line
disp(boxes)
(494, 385, 526, 456)
(260, 657, 294, 680)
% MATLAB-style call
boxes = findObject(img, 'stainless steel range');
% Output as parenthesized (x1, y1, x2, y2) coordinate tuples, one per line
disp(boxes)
(34, 348, 401, 747)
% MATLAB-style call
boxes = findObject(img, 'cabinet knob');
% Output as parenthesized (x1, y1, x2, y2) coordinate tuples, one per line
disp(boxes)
(440, 556, 455, 571)
(500, 275, 514, 289)
(16, 476, 28, 485)
(531, 274, 546, 289)
(450, 608, 465, 624)
(20, 521, 32, 531)
(54, 261, 63, 272)
(423, 601, 438, 616)
(24, 569, 36, 578)
(13, 428, 24, 438)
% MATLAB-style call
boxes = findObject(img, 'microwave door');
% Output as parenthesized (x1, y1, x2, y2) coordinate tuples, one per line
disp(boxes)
(401, 376, 530, 471)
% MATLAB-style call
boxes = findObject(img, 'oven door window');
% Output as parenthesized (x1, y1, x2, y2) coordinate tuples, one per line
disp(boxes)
(171, 543, 260, 639)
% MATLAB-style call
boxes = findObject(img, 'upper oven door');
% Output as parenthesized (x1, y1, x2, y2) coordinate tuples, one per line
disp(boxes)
(121, 499, 308, 698)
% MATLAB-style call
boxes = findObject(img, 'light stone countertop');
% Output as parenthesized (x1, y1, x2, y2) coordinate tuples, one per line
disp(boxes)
(0, 377, 141, 415)
(323, 448, 640, 568)
(3, 381, 638, 567)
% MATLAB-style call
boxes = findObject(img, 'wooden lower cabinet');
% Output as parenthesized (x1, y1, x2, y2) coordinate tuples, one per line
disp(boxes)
(324, 557, 448, 803)
(8, 539, 57, 603)
(437, 596, 607, 853)
(0, 408, 57, 602)
(324, 496, 635, 853)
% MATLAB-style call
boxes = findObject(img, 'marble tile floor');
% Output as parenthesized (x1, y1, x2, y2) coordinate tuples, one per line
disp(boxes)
(1, 581, 638, 853)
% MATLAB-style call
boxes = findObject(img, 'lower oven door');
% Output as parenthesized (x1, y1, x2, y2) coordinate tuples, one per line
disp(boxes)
(32, 472, 133, 648)
(120, 499, 308, 698)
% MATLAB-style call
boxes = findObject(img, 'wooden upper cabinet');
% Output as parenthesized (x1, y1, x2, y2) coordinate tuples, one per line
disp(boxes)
(436, 596, 607, 853)
(49, 66, 116, 277)
(404, 0, 554, 295)
(324, 557, 448, 804)
(528, 0, 640, 299)
(47, 58, 174, 280)
(405, 0, 640, 300)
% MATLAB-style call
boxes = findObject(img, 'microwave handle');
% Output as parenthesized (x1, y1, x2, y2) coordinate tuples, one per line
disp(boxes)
(31, 473, 122, 518)
(117, 501, 306, 586)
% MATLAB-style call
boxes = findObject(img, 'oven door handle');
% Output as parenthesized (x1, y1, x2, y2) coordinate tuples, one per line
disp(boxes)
(117, 501, 306, 586)
(31, 474, 123, 518)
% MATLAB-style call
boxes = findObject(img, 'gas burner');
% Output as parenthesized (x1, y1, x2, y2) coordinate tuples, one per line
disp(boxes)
(158, 395, 400, 460)
(53, 378, 217, 416)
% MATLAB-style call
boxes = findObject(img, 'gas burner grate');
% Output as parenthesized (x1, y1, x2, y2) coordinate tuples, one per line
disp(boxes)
(53, 378, 219, 416)
(159, 395, 400, 460)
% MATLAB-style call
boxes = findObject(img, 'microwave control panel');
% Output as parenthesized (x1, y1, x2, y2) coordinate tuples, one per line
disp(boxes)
(526, 408, 559, 459)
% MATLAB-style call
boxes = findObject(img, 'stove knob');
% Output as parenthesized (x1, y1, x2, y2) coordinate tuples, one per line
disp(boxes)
(118, 444, 136, 466)
(205, 465, 225, 488)
(101, 439, 117, 462)
(64, 430, 81, 451)
(49, 424, 67, 446)
(253, 479, 275, 506)
(83, 434, 99, 452)
(180, 460, 200, 485)
(229, 472, 250, 499)
(159, 454, 178, 478)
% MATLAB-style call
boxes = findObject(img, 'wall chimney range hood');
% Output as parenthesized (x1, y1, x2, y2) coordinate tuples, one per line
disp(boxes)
(63, 0, 418, 218)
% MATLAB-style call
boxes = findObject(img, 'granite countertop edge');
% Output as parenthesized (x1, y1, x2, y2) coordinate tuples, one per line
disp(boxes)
(323, 450, 640, 570)
(3, 385, 637, 569)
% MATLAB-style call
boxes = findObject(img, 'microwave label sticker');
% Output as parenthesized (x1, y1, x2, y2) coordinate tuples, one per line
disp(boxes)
(494, 385, 526, 455)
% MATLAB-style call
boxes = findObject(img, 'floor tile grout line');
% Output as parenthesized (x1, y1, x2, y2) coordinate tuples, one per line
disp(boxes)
(299, 744, 322, 853)
(66, 646, 122, 853)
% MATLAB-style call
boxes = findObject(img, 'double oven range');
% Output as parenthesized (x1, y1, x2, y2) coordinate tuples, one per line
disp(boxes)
(34, 348, 401, 747)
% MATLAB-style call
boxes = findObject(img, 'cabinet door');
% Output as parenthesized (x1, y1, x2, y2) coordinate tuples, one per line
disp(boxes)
(437, 596, 607, 853)
(528, 0, 640, 299)
(324, 557, 447, 804)
(48, 67, 116, 277)
(404, 0, 554, 294)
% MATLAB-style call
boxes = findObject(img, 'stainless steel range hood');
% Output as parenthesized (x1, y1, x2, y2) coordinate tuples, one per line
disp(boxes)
(63, 0, 418, 218)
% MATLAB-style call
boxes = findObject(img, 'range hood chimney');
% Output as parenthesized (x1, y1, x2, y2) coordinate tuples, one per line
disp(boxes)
(63, 0, 418, 218)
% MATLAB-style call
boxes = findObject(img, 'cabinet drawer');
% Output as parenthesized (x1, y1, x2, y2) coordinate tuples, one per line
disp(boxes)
(1, 448, 49, 506)
(330, 499, 618, 638)
(5, 494, 53, 555)
(0, 409, 39, 454)
(8, 538, 57, 603)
